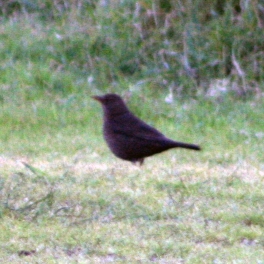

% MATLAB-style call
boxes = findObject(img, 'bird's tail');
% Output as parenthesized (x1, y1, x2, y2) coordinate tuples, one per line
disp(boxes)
(172, 141, 201, 151)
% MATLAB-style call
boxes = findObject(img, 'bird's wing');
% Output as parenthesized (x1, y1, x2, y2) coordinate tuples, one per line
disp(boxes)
(111, 113, 166, 140)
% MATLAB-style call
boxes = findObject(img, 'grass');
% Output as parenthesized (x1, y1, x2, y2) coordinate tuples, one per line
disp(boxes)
(1, 1, 264, 96)
(1, 94, 264, 262)
(0, 1, 264, 262)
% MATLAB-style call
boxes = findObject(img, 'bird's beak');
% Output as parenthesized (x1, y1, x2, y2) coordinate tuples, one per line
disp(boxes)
(92, 95, 104, 102)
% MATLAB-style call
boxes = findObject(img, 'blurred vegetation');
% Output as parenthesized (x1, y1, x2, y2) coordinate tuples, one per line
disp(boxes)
(0, 0, 264, 98)
(1, 2, 264, 262)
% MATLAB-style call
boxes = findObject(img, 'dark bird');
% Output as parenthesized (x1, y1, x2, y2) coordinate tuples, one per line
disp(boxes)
(92, 94, 201, 165)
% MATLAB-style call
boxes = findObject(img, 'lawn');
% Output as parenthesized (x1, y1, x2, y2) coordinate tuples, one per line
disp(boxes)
(0, 1, 264, 262)
(1, 94, 264, 263)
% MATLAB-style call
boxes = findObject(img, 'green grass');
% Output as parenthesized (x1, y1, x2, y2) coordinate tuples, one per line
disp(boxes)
(1, 1, 264, 96)
(1, 95, 264, 262)
(0, 1, 264, 262)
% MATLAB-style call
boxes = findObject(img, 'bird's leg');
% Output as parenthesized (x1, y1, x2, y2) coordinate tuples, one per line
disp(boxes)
(132, 158, 144, 166)
(139, 158, 144, 166)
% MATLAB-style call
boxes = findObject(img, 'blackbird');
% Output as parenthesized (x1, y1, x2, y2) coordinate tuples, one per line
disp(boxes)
(93, 94, 201, 165)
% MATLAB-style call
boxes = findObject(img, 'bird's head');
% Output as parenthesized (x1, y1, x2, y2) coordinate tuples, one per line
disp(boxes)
(92, 94, 129, 116)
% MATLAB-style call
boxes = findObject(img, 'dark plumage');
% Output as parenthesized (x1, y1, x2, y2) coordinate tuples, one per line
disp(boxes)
(93, 94, 201, 165)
